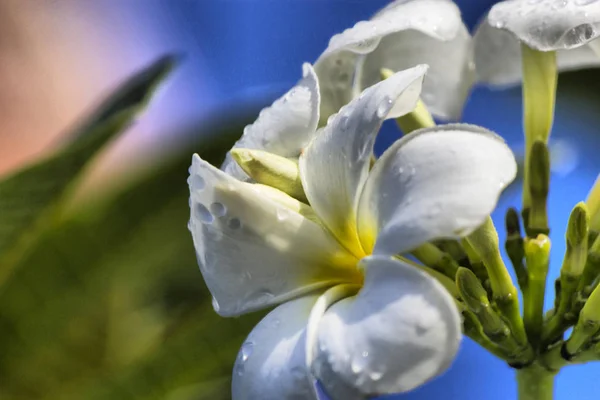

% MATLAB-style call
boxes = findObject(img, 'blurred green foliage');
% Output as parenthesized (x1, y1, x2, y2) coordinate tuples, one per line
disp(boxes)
(0, 57, 262, 399)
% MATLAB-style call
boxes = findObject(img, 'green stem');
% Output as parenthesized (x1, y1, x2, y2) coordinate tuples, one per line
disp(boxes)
(516, 365, 557, 400)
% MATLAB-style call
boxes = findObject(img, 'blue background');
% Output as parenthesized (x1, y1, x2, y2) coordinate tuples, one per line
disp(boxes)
(12, 0, 597, 398)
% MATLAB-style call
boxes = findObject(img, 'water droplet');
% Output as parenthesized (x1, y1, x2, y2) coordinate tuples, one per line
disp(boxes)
(552, 0, 568, 9)
(351, 354, 368, 374)
(195, 203, 213, 223)
(376, 96, 393, 118)
(362, 351, 369, 358)
(212, 297, 220, 312)
(240, 341, 254, 362)
(338, 115, 350, 131)
(254, 290, 275, 303)
(528, 0, 543, 4)
(210, 202, 227, 217)
(228, 217, 242, 230)
(276, 208, 288, 222)
(369, 370, 384, 381)
(272, 318, 280, 328)
(190, 175, 205, 191)
(575, 0, 597, 4)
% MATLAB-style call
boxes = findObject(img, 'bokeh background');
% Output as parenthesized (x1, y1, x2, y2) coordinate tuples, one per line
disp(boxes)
(1, 1, 600, 399)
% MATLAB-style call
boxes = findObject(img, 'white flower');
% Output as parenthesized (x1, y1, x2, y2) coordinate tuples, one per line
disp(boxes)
(474, 0, 600, 85)
(222, 0, 475, 179)
(316, 0, 475, 121)
(188, 66, 517, 399)
(221, 64, 320, 180)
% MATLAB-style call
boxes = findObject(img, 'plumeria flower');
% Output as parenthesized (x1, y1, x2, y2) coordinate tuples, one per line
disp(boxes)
(188, 65, 517, 399)
(474, 0, 600, 210)
(315, 0, 475, 122)
(474, 0, 600, 86)
(222, 0, 474, 179)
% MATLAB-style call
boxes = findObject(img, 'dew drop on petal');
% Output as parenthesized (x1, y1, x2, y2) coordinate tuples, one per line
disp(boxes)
(228, 217, 242, 230)
(376, 96, 394, 119)
(210, 202, 227, 217)
(241, 341, 254, 362)
(351, 355, 367, 374)
(575, 0, 598, 4)
(212, 296, 221, 312)
(190, 175, 205, 191)
(369, 370, 384, 382)
(276, 208, 288, 222)
(195, 203, 214, 223)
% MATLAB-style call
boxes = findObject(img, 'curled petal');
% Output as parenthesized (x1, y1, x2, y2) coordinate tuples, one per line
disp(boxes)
(357, 124, 517, 255)
(189, 155, 359, 317)
(232, 296, 319, 400)
(300, 66, 427, 255)
(313, 256, 461, 398)
(487, 0, 600, 52)
(474, 18, 600, 86)
(222, 63, 320, 179)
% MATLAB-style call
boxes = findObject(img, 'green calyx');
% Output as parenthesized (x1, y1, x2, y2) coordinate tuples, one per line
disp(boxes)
(231, 148, 307, 202)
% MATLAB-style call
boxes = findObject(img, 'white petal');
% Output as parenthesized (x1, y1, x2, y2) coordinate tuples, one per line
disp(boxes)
(188, 154, 359, 317)
(222, 63, 320, 180)
(232, 296, 318, 400)
(299, 66, 427, 255)
(487, 0, 600, 52)
(315, 0, 472, 121)
(313, 256, 461, 398)
(355, 1, 475, 120)
(357, 124, 517, 255)
(474, 18, 600, 86)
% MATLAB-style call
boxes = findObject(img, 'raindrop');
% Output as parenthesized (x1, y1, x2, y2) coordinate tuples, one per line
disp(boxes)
(240, 341, 254, 362)
(276, 208, 288, 222)
(190, 175, 205, 191)
(210, 202, 227, 217)
(254, 290, 275, 303)
(351, 354, 368, 374)
(376, 96, 394, 118)
(212, 297, 221, 312)
(528, 0, 543, 4)
(575, 0, 598, 4)
(369, 370, 384, 381)
(228, 217, 242, 230)
(195, 203, 214, 223)
(552, 0, 568, 8)
(272, 318, 281, 328)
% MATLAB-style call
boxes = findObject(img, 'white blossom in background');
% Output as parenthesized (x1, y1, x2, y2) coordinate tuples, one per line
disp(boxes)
(315, 0, 475, 122)
(474, 0, 600, 86)
(188, 64, 517, 399)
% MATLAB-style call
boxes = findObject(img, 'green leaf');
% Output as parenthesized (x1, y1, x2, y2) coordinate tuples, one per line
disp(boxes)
(0, 56, 176, 286)
(0, 111, 264, 400)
